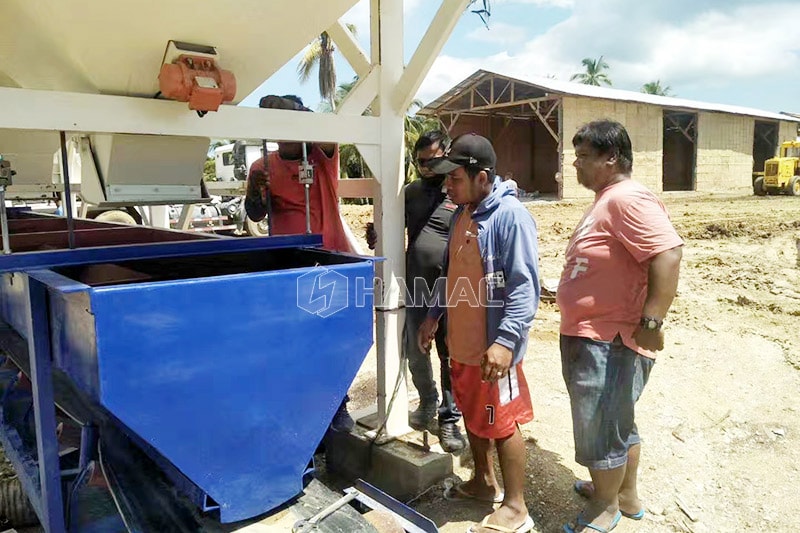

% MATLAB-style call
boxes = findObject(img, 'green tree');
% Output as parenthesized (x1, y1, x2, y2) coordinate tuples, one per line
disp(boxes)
(320, 77, 373, 184)
(641, 80, 673, 96)
(317, 77, 362, 113)
(297, 25, 357, 111)
(326, 78, 440, 184)
(570, 56, 612, 86)
(203, 158, 216, 181)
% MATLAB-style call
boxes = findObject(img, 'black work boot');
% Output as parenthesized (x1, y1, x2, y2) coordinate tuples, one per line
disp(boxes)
(438, 422, 466, 453)
(408, 402, 438, 432)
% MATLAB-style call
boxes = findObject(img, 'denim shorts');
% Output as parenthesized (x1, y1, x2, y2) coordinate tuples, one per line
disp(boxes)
(560, 334, 654, 470)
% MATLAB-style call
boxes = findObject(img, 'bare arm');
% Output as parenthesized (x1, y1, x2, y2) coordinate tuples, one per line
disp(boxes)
(244, 158, 270, 222)
(635, 245, 683, 351)
(642, 245, 683, 319)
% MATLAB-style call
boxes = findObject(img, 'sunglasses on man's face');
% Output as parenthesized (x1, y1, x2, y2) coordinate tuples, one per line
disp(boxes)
(415, 157, 436, 167)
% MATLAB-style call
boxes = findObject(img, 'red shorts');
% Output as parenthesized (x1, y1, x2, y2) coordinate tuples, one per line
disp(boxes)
(450, 360, 534, 439)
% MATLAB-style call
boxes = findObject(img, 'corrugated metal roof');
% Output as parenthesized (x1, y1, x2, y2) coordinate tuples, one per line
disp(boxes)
(420, 69, 800, 123)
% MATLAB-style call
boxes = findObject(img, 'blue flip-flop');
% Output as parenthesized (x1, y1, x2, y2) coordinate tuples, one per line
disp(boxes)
(572, 482, 645, 520)
(563, 510, 622, 533)
(621, 508, 645, 520)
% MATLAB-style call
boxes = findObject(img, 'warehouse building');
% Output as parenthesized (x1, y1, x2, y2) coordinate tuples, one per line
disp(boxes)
(419, 70, 800, 199)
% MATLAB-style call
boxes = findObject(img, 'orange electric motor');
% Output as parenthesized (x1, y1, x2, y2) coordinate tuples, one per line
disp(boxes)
(158, 54, 236, 112)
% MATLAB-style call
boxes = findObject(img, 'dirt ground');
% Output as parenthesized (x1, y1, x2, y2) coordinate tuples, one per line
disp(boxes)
(1, 193, 797, 533)
(341, 192, 800, 533)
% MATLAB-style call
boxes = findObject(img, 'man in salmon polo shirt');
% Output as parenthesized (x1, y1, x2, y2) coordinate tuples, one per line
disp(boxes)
(418, 133, 540, 533)
(558, 120, 683, 533)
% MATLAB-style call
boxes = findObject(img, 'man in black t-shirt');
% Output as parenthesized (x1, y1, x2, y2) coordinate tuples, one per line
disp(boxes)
(368, 131, 466, 453)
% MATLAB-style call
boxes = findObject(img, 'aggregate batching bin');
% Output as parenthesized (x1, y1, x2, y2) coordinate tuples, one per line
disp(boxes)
(0, 213, 376, 523)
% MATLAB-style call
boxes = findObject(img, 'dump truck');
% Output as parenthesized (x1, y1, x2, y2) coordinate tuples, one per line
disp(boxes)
(754, 140, 800, 196)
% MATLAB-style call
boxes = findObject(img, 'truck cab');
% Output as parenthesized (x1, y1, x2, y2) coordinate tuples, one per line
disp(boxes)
(213, 141, 274, 182)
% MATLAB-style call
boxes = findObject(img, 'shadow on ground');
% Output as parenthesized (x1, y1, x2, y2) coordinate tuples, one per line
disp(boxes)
(410, 436, 585, 533)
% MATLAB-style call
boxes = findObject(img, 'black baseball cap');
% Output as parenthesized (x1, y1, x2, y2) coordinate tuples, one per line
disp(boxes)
(427, 133, 496, 175)
(258, 94, 311, 112)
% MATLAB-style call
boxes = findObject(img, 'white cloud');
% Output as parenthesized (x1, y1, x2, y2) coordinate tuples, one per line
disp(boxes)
(468, 22, 528, 46)
(618, 7, 800, 86)
(419, 1, 800, 107)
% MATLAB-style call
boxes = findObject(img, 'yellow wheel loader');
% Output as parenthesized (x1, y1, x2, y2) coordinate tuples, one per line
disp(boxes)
(754, 140, 800, 196)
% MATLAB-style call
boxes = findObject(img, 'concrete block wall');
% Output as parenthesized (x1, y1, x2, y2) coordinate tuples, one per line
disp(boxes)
(561, 97, 663, 199)
(779, 120, 798, 144)
(695, 113, 753, 192)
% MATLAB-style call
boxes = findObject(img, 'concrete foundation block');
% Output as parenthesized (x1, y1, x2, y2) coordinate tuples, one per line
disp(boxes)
(324, 426, 457, 503)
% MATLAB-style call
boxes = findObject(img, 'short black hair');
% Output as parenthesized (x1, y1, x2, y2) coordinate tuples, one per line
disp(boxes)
(572, 120, 633, 173)
(258, 94, 310, 111)
(280, 94, 306, 108)
(414, 130, 449, 155)
(466, 167, 496, 181)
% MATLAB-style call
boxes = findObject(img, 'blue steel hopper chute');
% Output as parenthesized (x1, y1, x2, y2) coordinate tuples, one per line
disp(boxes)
(0, 208, 377, 529)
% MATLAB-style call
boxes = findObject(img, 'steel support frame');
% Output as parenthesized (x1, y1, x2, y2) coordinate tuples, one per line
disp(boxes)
(0, 1, 468, 442)
(0, 88, 381, 146)
(370, 0, 409, 437)
(1, 275, 68, 533)
(357, 0, 469, 437)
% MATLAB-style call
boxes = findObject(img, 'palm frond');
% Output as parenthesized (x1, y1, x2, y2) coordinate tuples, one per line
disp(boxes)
(297, 27, 359, 107)
(407, 99, 426, 113)
(641, 80, 672, 96)
(296, 41, 321, 83)
(319, 55, 336, 104)
(572, 56, 612, 86)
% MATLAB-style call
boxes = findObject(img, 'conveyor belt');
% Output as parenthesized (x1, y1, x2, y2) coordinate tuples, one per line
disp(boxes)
(99, 424, 202, 533)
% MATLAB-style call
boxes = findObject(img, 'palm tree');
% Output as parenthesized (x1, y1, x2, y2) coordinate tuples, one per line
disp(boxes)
(317, 77, 363, 114)
(318, 77, 373, 183)
(324, 79, 441, 184)
(296, 25, 357, 111)
(570, 56, 612, 86)
(641, 80, 673, 96)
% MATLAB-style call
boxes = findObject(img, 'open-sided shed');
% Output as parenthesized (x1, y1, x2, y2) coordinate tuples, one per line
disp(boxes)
(419, 69, 800, 198)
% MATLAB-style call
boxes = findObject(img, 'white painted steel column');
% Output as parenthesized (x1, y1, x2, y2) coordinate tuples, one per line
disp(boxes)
(373, 0, 409, 437)
(148, 205, 170, 228)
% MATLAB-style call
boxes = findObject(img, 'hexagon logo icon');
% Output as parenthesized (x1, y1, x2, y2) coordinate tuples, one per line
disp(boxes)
(296, 267, 349, 318)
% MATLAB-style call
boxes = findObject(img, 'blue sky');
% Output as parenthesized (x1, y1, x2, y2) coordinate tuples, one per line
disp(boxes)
(242, 0, 800, 115)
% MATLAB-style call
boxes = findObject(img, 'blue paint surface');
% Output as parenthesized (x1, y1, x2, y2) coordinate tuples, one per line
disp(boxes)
(0, 224, 377, 523)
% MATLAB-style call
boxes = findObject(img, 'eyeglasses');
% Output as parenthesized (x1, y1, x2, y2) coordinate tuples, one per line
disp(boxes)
(415, 157, 435, 167)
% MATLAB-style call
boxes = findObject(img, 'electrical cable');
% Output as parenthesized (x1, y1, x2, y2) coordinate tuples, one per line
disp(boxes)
(366, 304, 411, 468)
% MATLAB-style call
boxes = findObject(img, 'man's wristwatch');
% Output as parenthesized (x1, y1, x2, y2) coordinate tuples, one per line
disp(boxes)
(640, 316, 663, 331)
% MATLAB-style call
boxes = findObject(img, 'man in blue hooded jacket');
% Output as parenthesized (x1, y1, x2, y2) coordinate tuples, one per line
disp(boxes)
(418, 133, 540, 533)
